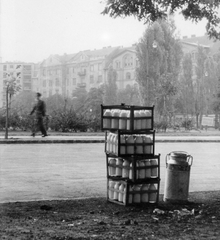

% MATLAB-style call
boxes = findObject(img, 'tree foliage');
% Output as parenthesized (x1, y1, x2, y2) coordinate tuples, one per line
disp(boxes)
(117, 84, 141, 105)
(102, 0, 220, 40)
(11, 91, 35, 114)
(103, 66, 118, 104)
(136, 20, 182, 118)
(177, 53, 194, 116)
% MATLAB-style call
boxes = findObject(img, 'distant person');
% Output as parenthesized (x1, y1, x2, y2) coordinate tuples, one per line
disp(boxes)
(30, 92, 48, 137)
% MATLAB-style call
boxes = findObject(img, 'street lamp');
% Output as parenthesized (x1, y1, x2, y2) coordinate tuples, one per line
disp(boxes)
(152, 40, 158, 49)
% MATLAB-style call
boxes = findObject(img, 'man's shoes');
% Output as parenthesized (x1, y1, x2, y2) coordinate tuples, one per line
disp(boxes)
(31, 133, 35, 137)
(42, 134, 48, 137)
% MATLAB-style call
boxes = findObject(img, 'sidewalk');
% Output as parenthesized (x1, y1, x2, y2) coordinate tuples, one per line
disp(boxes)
(0, 135, 220, 143)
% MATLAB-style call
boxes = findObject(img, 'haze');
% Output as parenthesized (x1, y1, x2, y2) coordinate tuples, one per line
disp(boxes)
(0, 0, 206, 63)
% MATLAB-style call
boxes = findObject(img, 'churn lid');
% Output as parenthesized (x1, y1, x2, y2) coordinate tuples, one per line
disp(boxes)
(170, 151, 188, 158)
(168, 151, 189, 165)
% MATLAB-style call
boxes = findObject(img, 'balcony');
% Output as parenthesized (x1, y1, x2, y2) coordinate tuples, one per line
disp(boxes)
(77, 82, 86, 88)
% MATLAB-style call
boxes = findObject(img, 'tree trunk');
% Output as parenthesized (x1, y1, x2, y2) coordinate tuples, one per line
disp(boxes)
(5, 89, 9, 139)
(195, 113, 199, 129)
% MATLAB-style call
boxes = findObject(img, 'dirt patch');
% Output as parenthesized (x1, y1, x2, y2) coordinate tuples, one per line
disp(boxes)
(1, 191, 220, 239)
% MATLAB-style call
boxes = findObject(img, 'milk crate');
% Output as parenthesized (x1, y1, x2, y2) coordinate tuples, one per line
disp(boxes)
(106, 155, 160, 182)
(107, 179, 160, 206)
(105, 130, 155, 157)
(101, 104, 154, 131)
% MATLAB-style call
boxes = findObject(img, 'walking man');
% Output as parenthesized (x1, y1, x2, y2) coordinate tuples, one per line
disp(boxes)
(30, 92, 48, 137)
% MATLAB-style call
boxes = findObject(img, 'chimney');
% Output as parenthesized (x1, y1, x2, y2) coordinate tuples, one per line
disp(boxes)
(183, 36, 188, 39)
(191, 34, 196, 38)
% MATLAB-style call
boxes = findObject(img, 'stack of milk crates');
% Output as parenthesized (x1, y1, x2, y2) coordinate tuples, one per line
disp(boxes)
(101, 104, 160, 206)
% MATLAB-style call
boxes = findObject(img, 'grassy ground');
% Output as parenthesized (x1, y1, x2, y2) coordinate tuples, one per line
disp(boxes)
(1, 192, 220, 240)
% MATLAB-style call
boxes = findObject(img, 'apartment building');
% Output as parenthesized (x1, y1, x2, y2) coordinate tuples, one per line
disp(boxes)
(111, 45, 137, 89)
(66, 46, 121, 94)
(0, 62, 34, 108)
(37, 54, 75, 98)
(1, 35, 219, 108)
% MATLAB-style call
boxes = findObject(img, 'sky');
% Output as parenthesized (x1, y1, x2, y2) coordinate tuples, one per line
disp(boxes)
(0, 0, 207, 63)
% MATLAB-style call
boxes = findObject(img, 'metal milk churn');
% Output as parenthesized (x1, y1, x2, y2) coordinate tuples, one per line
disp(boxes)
(163, 151, 193, 203)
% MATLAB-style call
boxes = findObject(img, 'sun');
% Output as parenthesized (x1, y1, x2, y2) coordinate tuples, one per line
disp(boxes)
(100, 32, 112, 42)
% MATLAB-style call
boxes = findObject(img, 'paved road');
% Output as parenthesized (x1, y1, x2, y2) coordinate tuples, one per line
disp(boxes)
(0, 142, 219, 203)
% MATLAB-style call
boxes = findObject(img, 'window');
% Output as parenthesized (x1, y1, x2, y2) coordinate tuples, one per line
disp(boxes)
(90, 65, 94, 72)
(23, 65, 31, 71)
(23, 83, 31, 90)
(23, 75, 31, 80)
(43, 69, 46, 76)
(49, 80, 53, 87)
(72, 78, 76, 85)
(126, 72, 131, 80)
(98, 63, 102, 70)
(49, 90, 52, 96)
(124, 56, 128, 67)
(124, 54, 133, 67)
(116, 61, 121, 69)
(130, 57, 133, 66)
(72, 68, 74, 73)
(97, 75, 102, 83)
(3, 65, 7, 71)
(10, 65, 14, 69)
(90, 75, 94, 83)
(43, 80, 46, 87)
(55, 78, 60, 86)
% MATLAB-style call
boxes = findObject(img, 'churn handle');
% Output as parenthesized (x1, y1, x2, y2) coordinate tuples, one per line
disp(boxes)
(165, 153, 171, 167)
(187, 155, 193, 166)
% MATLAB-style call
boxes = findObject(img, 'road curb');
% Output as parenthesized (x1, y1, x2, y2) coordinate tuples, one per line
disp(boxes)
(0, 139, 219, 144)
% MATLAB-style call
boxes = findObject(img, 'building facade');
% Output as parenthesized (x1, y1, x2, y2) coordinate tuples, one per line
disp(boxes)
(111, 46, 137, 90)
(1, 35, 220, 108)
(0, 62, 34, 108)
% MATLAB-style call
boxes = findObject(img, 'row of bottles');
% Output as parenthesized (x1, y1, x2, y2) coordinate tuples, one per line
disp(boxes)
(108, 181, 157, 204)
(106, 133, 153, 155)
(103, 109, 152, 130)
(108, 158, 158, 179)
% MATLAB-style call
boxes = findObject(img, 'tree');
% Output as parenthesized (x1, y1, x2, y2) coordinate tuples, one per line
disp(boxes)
(117, 84, 141, 105)
(136, 20, 182, 120)
(194, 46, 208, 128)
(11, 91, 35, 114)
(4, 76, 21, 139)
(72, 87, 88, 112)
(103, 66, 118, 104)
(102, 0, 220, 40)
(178, 53, 195, 117)
(203, 56, 219, 115)
(82, 87, 104, 131)
(212, 55, 220, 129)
